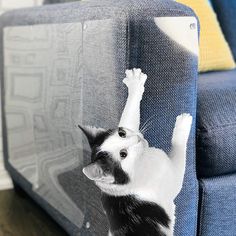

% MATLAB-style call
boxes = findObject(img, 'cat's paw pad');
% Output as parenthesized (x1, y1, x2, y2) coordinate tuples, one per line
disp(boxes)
(123, 68, 147, 92)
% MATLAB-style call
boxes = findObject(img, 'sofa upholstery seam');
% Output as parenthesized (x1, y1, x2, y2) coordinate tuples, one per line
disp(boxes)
(198, 180, 206, 236)
(197, 122, 236, 134)
(0, 4, 195, 22)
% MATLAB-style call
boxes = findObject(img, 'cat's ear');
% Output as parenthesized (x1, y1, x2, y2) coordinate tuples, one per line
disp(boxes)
(78, 125, 105, 148)
(83, 163, 114, 183)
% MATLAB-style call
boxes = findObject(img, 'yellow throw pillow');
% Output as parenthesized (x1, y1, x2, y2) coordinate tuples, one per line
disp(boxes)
(176, 0, 235, 72)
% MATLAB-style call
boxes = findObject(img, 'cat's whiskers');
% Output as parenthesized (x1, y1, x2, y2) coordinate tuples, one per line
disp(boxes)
(141, 122, 154, 134)
(142, 124, 152, 134)
(140, 113, 158, 131)
(140, 121, 150, 134)
(140, 115, 157, 134)
(140, 114, 155, 131)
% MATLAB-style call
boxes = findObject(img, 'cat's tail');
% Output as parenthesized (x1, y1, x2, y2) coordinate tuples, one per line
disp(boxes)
(169, 114, 192, 192)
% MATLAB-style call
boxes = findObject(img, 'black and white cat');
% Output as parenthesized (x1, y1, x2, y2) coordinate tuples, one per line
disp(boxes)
(79, 68, 192, 236)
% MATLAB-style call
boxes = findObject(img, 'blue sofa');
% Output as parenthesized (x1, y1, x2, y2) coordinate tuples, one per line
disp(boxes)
(3, 0, 231, 235)
(197, 69, 236, 236)
(196, 1, 236, 235)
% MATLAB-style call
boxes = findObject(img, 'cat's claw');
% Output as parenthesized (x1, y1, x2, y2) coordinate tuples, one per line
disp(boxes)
(123, 68, 147, 94)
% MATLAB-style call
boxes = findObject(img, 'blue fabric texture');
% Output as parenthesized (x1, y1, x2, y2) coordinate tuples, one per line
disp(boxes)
(43, 0, 79, 3)
(199, 174, 236, 236)
(0, 0, 199, 235)
(211, 0, 236, 60)
(197, 69, 236, 177)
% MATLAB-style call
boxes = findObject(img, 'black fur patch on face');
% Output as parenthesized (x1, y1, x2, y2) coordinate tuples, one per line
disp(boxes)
(101, 194, 170, 236)
(91, 129, 114, 150)
(87, 129, 129, 185)
(92, 151, 129, 185)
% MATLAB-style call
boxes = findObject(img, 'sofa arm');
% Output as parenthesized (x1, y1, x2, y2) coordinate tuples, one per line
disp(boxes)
(136, 18, 199, 236)
(0, 1, 199, 235)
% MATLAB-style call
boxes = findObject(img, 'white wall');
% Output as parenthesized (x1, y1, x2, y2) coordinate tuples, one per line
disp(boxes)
(0, 0, 43, 190)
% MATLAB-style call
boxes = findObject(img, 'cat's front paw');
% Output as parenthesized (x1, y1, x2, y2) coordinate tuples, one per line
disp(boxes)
(172, 113, 193, 144)
(123, 68, 147, 94)
(175, 113, 193, 130)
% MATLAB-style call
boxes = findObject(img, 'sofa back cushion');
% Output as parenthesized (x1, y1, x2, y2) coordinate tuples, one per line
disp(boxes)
(177, 0, 235, 72)
(211, 0, 236, 61)
(197, 69, 236, 177)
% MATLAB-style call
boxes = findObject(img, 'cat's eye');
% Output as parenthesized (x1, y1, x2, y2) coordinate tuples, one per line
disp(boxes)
(120, 149, 128, 159)
(118, 127, 126, 138)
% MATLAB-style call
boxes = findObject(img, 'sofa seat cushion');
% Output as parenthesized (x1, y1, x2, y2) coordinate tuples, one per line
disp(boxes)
(199, 174, 236, 235)
(197, 69, 236, 177)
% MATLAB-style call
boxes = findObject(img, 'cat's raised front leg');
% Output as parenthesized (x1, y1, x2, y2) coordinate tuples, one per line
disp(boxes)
(118, 68, 147, 132)
(169, 113, 192, 195)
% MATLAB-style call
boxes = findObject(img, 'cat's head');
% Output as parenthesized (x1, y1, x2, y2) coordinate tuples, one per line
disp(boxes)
(79, 125, 147, 194)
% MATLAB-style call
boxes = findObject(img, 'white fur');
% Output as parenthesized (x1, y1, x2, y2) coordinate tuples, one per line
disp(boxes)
(119, 68, 147, 132)
(93, 69, 192, 236)
(99, 113, 191, 235)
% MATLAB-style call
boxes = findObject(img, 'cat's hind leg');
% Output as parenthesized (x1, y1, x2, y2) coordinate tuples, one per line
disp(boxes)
(169, 113, 192, 195)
